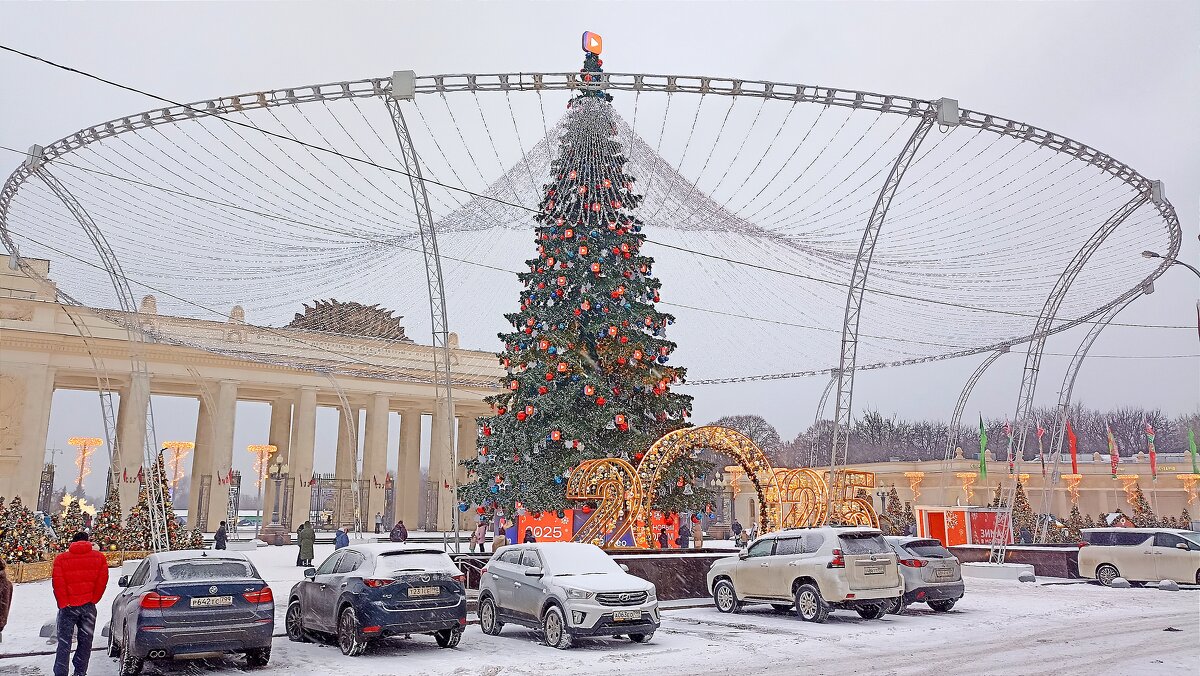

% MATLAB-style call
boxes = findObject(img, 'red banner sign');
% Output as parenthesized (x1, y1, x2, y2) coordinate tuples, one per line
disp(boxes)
(516, 510, 574, 543)
(969, 510, 1013, 545)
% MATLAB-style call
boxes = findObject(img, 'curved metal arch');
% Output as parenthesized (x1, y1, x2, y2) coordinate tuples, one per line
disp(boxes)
(808, 371, 838, 467)
(0, 72, 1182, 394)
(1034, 291, 1142, 541)
(945, 347, 1010, 461)
(828, 113, 937, 502)
(25, 164, 170, 552)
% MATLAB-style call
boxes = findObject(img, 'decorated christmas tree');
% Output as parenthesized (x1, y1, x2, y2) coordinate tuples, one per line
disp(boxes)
(1, 496, 49, 564)
(1180, 508, 1193, 529)
(884, 486, 910, 534)
(1063, 504, 1086, 541)
(1008, 480, 1036, 539)
(123, 452, 187, 551)
(93, 487, 125, 552)
(460, 48, 703, 516)
(189, 528, 206, 550)
(60, 498, 86, 543)
(1128, 484, 1157, 527)
(990, 485, 1002, 508)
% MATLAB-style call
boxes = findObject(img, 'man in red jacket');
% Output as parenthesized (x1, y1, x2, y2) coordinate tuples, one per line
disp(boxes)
(52, 532, 108, 676)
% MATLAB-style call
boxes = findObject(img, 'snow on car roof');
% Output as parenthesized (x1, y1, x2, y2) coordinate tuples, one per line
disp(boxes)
(147, 550, 251, 563)
(346, 542, 448, 556)
(1081, 527, 1197, 534)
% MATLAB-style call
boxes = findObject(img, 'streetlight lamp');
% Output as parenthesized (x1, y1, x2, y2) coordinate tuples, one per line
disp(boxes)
(1142, 250, 1200, 342)
(246, 444, 277, 540)
(268, 457, 289, 526)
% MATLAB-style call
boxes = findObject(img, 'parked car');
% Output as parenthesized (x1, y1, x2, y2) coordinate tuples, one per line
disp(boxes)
(285, 543, 467, 656)
(706, 526, 903, 623)
(883, 536, 964, 612)
(477, 542, 659, 649)
(1079, 528, 1200, 586)
(107, 551, 273, 675)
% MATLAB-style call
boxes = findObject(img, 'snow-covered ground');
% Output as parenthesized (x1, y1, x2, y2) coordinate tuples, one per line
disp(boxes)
(3, 538, 1197, 675)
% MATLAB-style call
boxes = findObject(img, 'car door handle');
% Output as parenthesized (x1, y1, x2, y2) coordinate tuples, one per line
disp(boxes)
(490, 574, 499, 580)
(514, 582, 522, 587)
(788, 562, 800, 567)
(759, 562, 769, 567)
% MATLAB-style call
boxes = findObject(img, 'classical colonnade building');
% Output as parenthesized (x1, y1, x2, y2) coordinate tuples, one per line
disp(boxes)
(0, 259, 503, 531)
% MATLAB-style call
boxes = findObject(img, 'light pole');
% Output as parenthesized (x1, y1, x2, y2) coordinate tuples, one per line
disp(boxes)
(1142, 250, 1200, 342)
(246, 444, 277, 540)
(269, 457, 289, 526)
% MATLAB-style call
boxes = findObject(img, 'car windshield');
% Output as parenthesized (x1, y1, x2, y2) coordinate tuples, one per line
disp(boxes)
(541, 545, 623, 576)
(376, 551, 455, 575)
(160, 559, 255, 581)
(905, 540, 952, 559)
(838, 533, 889, 555)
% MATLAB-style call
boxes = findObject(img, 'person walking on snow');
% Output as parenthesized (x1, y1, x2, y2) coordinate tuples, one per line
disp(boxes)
(52, 531, 108, 676)
(297, 521, 316, 567)
(677, 522, 692, 549)
(471, 521, 488, 553)
(374, 512, 383, 534)
(0, 559, 12, 644)
(214, 521, 228, 550)
(334, 526, 350, 550)
(657, 527, 669, 549)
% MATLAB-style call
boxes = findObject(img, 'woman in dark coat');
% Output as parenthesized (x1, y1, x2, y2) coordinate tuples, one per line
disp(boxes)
(214, 521, 228, 550)
(0, 559, 12, 643)
(389, 520, 409, 543)
(297, 522, 316, 567)
(522, 527, 537, 544)
(657, 527, 669, 549)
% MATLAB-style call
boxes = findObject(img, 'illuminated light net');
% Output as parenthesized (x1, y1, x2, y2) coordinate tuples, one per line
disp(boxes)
(0, 74, 1181, 387)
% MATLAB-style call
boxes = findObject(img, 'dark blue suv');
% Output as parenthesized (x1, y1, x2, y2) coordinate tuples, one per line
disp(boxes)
(286, 543, 467, 656)
(108, 551, 273, 675)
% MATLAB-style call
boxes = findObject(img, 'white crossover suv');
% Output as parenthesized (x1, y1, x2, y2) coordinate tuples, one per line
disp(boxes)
(477, 542, 660, 649)
(707, 526, 903, 623)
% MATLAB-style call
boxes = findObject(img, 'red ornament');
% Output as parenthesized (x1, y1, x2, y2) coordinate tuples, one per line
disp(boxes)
(581, 505, 592, 514)
(591, 202, 602, 212)
(564, 228, 574, 238)
(557, 362, 568, 373)
(477, 507, 486, 515)
(584, 384, 596, 396)
(525, 405, 534, 416)
(596, 396, 607, 406)
(509, 380, 519, 391)
(615, 414, 627, 426)
(591, 262, 601, 273)
(581, 300, 591, 311)
(620, 336, 629, 344)
(551, 430, 562, 441)
(545, 372, 555, 381)
(480, 446, 488, 455)
(608, 325, 619, 337)
(557, 276, 567, 286)
(538, 386, 548, 395)
(483, 426, 492, 436)
(516, 411, 527, 421)
(579, 245, 589, 256)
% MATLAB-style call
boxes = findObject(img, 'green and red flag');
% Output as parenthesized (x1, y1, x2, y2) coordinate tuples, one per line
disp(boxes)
(1145, 422, 1157, 479)
(978, 415, 988, 479)
(1106, 421, 1120, 477)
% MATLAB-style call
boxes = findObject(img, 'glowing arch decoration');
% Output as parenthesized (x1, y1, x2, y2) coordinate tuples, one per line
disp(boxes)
(635, 426, 780, 541)
(566, 458, 647, 548)
(826, 469, 879, 527)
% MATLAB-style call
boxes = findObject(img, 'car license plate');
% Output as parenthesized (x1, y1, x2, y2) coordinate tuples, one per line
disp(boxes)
(935, 567, 954, 579)
(864, 565, 884, 575)
(190, 596, 233, 608)
(612, 610, 640, 621)
(407, 586, 439, 597)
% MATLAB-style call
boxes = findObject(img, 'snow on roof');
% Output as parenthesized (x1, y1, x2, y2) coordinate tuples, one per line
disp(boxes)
(345, 542, 447, 556)
(147, 550, 251, 563)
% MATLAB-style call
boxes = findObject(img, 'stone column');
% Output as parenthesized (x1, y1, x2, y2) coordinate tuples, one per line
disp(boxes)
(203, 380, 238, 530)
(262, 398, 292, 526)
(288, 387, 318, 529)
(362, 394, 389, 531)
(429, 397, 455, 531)
(396, 407, 421, 529)
(456, 413, 478, 485)
(186, 394, 214, 527)
(115, 373, 150, 510)
(0, 363, 55, 504)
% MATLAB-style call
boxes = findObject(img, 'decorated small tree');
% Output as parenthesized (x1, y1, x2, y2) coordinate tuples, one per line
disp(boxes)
(1128, 484, 1157, 527)
(190, 528, 206, 550)
(1063, 504, 1086, 541)
(884, 486, 908, 534)
(124, 452, 188, 551)
(93, 488, 125, 552)
(1, 496, 49, 564)
(1011, 480, 1036, 539)
(1180, 508, 1193, 529)
(60, 498, 86, 542)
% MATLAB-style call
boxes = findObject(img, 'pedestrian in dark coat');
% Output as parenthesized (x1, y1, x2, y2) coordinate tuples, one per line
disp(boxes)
(522, 528, 537, 544)
(297, 522, 316, 567)
(51, 532, 108, 676)
(214, 521, 228, 550)
(334, 527, 350, 550)
(390, 520, 409, 542)
(677, 523, 692, 549)
(657, 527, 669, 549)
(0, 559, 12, 643)
(731, 519, 743, 540)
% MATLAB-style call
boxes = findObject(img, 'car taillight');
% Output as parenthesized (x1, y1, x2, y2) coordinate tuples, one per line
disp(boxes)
(140, 592, 180, 609)
(481, 567, 488, 574)
(898, 559, 927, 568)
(364, 578, 396, 588)
(453, 574, 466, 584)
(828, 548, 845, 568)
(243, 587, 273, 603)
(1077, 541, 1088, 548)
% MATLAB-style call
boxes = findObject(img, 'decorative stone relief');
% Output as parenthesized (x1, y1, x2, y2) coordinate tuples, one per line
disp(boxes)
(0, 375, 25, 451)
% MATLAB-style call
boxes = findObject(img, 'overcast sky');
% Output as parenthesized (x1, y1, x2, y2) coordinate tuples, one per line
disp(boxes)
(1, 1, 1196, 496)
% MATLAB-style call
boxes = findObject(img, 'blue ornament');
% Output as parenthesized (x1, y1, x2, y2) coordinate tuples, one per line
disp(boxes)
(458, 503, 469, 512)
(548, 346, 557, 355)
(489, 484, 499, 494)
(657, 355, 668, 364)
(554, 476, 564, 485)
(570, 375, 580, 382)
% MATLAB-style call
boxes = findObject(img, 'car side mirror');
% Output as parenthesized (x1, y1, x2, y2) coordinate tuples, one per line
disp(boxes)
(524, 567, 544, 577)
(1176, 542, 1189, 550)
(117, 575, 130, 587)
(619, 564, 630, 573)
(738, 551, 749, 560)
(303, 568, 317, 579)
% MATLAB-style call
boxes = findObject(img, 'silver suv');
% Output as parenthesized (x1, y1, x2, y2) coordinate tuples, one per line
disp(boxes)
(706, 526, 903, 623)
(477, 542, 660, 649)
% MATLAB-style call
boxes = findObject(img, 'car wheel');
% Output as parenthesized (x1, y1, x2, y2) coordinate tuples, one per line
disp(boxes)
(1096, 564, 1120, 587)
(794, 584, 829, 623)
(713, 579, 741, 614)
(884, 596, 907, 615)
(628, 632, 654, 643)
(479, 595, 504, 636)
(855, 604, 886, 620)
(435, 626, 463, 649)
(337, 606, 369, 657)
(1195, 569, 1199, 586)
(286, 601, 310, 643)
(928, 599, 956, 612)
(542, 605, 573, 650)
(771, 603, 793, 613)
(119, 643, 144, 676)
(107, 627, 121, 658)
(246, 647, 271, 668)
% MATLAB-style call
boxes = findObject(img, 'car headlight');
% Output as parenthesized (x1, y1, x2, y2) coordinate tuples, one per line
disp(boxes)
(564, 588, 594, 600)
(646, 588, 657, 602)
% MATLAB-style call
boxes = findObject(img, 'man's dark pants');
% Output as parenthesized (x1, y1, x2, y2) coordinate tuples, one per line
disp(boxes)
(54, 602, 96, 676)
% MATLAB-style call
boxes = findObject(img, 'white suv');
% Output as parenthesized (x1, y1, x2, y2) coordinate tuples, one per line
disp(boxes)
(706, 527, 903, 623)
(1079, 528, 1200, 586)
(478, 542, 660, 649)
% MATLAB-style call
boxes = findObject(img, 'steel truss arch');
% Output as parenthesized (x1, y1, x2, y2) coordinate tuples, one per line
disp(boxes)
(20, 161, 171, 552)
(1034, 291, 1142, 542)
(809, 371, 838, 467)
(828, 112, 937, 498)
(946, 347, 1010, 461)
